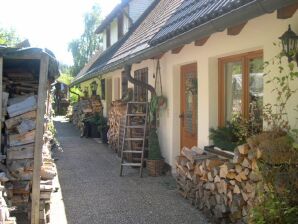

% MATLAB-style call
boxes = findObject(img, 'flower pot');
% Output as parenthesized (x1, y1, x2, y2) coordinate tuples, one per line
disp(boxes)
(146, 159, 164, 176)
(90, 123, 100, 138)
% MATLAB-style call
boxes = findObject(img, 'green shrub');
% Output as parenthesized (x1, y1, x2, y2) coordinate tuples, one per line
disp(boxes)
(148, 128, 163, 160)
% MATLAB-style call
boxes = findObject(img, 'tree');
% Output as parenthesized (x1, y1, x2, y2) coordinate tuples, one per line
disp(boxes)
(68, 4, 102, 76)
(0, 27, 21, 46)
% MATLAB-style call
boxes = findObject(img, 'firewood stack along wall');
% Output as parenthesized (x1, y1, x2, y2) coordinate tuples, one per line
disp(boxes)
(176, 143, 262, 223)
(72, 97, 102, 130)
(0, 52, 59, 224)
(107, 100, 127, 152)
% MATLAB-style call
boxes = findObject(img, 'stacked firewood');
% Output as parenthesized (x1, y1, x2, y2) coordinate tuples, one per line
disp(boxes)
(107, 100, 127, 152)
(176, 144, 262, 223)
(72, 97, 103, 131)
(1, 70, 57, 223)
(0, 70, 40, 222)
(3, 73, 38, 96)
(38, 131, 56, 224)
(4, 97, 38, 214)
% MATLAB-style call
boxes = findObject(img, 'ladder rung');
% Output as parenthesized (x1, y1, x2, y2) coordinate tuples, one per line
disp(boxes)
(128, 102, 148, 104)
(126, 126, 145, 129)
(121, 163, 142, 166)
(125, 138, 144, 141)
(122, 150, 143, 154)
(126, 113, 146, 116)
(134, 147, 148, 150)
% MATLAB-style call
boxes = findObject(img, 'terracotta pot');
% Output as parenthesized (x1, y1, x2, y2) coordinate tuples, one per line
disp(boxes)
(146, 159, 164, 176)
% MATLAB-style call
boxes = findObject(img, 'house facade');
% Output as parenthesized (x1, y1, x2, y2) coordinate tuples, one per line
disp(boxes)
(71, 0, 298, 169)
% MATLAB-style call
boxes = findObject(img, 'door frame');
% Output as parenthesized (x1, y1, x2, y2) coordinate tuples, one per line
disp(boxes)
(180, 62, 198, 150)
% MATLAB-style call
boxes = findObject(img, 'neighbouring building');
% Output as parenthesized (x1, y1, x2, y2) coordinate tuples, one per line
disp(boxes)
(71, 0, 298, 170)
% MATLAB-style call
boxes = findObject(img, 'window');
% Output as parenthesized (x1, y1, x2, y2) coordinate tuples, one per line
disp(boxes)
(106, 26, 111, 48)
(134, 68, 148, 102)
(218, 50, 263, 126)
(121, 71, 128, 97)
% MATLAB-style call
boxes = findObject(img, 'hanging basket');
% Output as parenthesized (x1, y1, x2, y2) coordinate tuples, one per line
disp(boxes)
(146, 159, 164, 176)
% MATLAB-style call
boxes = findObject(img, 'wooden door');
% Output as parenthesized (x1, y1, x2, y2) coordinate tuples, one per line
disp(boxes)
(180, 63, 198, 149)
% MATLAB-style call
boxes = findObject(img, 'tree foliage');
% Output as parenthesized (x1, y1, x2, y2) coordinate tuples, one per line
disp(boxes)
(57, 73, 73, 86)
(0, 27, 21, 46)
(68, 4, 102, 76)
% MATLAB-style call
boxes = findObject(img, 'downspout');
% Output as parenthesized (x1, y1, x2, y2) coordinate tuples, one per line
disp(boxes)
(124, 64, 156, 98)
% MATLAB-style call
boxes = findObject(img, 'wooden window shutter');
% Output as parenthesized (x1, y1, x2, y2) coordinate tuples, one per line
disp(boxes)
(134, 68, 148, 102)
(118, 14, 124, 39)
(106, 26, 111, 48)
(121, 71, 128, 98)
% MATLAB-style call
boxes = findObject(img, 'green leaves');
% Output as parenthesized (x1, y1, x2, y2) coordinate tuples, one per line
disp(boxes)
(68, 4, 102, 76)
(0, 27, 21, 46)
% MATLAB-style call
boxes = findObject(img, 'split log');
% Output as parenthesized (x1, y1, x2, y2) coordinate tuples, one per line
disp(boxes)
(219, 164, 228, 178)
(181, 147, 199, 164)
(6, 143, 34, 160)
(205, 159, 225, 171)
(237, 144, 249, 155)
(16, 119, 35, 134)
(217, 179, 227, 194)
(5, 110, 37, 130)
(7, 95, 37, 118)
(7, 130, 35, 147)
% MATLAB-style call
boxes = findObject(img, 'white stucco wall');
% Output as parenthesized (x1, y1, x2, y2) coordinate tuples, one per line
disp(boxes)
(155, 11, 298, 168)
(94, 10, 298, 170)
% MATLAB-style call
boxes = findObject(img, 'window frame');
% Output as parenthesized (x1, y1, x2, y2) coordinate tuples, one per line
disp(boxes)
(218, 50, 263, 127)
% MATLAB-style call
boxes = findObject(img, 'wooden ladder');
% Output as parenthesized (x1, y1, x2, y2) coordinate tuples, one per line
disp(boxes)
(120, 102, 148, 177)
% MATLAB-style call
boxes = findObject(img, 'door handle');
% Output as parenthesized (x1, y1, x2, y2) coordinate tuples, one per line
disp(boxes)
(179, 113, 184, 119)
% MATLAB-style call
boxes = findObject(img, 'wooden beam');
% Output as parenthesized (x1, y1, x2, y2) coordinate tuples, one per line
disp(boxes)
(172, 46, 183, 54)
(0, 57, 3, 149)
(277, 3, 298, 19)
(151, 53, 164, 59)
(227, 22, 247, 36)
(194, 36, 210, 46)
(31, 54, 49, 224)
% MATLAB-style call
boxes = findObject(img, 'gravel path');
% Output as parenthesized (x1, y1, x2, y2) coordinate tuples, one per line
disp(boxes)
(52, 116, 208, 224)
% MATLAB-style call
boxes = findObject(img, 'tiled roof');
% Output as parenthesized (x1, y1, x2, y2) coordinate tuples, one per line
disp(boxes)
(73, 0, 183, 85)
(150, 0, 255, 45)
(72, 0, 297, 86)
(93, 0, 183, 69)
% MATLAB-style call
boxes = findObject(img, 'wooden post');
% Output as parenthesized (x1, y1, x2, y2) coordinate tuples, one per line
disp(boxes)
(0, 57, 2, 148)
(31, 54, 49, 224)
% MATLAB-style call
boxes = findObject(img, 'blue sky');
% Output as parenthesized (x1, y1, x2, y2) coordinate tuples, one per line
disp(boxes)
(0, 0, 120, 65)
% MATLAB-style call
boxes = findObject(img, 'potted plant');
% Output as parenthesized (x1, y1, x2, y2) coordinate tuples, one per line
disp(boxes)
(146, 128, 164, 176)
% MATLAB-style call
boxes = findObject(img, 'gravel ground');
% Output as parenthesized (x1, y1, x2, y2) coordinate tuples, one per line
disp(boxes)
(51, 116, 209, 224)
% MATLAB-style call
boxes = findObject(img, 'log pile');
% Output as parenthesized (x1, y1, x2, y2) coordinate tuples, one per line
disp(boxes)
(176, 144, 262, 223)
(72, 97, 103, 131)
(107, 100, 127, 152)
(1, 70, 56, 223)
(4, 98, 38, 215)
